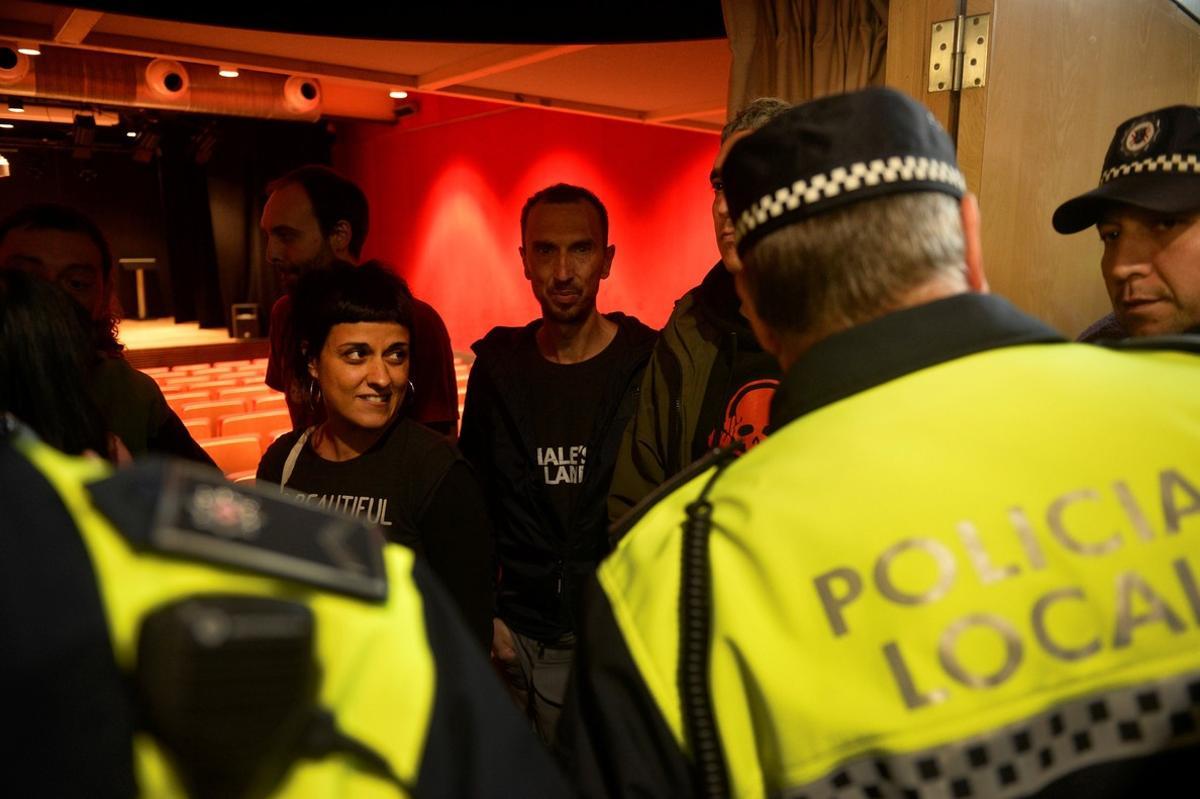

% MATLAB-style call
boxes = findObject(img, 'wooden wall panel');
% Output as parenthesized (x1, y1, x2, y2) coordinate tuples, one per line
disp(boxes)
(885, 0, 960, 130)
(956, 0, 995, 196)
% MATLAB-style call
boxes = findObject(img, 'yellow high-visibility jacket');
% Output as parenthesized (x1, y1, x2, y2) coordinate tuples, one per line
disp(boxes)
(560, 295, 1200, 799)
(4, 421, 568, 798)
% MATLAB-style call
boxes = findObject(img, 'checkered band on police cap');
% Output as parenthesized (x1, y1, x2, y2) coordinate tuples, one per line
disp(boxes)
(1052, 105, 1200, 234)
(723, 87, 966, 257)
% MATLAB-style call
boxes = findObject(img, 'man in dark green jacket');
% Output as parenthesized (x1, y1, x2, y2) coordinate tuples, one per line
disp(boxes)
(607, 98, 791, 528)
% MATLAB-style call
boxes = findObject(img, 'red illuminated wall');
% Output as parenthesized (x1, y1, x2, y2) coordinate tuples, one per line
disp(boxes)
(333, 95, 720, 350)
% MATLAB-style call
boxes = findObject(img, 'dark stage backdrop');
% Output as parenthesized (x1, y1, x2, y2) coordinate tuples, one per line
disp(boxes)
(0, 147, 170, 323)
(0, 117, 331, 331)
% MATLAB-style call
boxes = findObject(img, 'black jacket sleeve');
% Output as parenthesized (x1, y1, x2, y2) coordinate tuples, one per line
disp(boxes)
(556, 576, 695, 798)
(1, 441, 137, 798)
(455, 364, 503, 609)
(149, 410, 217, 467)
(455, 363, 492, 481)
(413, 559, 572, 798)
(416, 459, 495, 651)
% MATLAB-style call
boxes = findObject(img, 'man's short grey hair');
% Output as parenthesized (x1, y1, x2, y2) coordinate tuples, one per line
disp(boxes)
(722, 97, 792, 142)
(741, 192, 967, 337)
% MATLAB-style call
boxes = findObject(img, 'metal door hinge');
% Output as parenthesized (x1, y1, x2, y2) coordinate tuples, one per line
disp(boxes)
(929, 13, 991, 93)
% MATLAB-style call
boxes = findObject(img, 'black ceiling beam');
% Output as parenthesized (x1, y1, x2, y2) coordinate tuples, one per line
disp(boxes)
(45, 2, 727, 44)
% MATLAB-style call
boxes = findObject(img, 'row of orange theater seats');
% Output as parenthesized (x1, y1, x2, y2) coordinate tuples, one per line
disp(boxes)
(141, 359, 288, 479)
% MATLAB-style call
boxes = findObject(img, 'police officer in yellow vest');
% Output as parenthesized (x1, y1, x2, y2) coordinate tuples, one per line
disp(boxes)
(2, 414, 568, 798)
(557, 88, 1200, 798)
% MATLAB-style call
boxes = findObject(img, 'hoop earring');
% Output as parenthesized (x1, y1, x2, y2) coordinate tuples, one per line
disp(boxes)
(403, 379, 415, 411)
(307, 378, 323, 412)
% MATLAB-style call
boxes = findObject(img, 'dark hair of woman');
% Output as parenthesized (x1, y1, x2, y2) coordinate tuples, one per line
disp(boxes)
(0, 270, 110, 456)
(290, 260, 415, 386)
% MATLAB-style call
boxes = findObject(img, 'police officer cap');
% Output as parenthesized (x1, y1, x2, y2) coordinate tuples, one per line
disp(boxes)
(1053, 105, 1200, 234)
(724, 87, 966, 257)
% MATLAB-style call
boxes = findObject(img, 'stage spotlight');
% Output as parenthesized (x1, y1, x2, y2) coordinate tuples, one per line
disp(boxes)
(16, 42, 41, 56)
(72, 113, 96, 160)
(190, 124, 217, 165)
(218, 65, 240, 78)
(389, 90, 408, 99)
(133, 129, 160, 163)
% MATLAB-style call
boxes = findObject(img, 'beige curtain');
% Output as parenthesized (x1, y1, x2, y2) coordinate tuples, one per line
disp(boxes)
(724, 0, 889, 117)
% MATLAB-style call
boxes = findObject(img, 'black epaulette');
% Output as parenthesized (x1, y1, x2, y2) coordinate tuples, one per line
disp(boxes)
(608, 443, 744, 546)
(1098, 333, 1200, 354)
(88, 458, 388, 602)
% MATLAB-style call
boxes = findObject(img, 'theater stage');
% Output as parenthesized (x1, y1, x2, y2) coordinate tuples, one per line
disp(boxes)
(119, 318, 269, 370)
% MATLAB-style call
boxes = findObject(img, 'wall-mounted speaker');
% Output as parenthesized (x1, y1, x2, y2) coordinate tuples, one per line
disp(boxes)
(0, 45, 31, 85)
(283, 75, 321, 115)
(145, 58, 189, 99)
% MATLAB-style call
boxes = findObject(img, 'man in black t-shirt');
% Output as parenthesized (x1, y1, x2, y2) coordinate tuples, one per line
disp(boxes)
(458, 184, 656, 744)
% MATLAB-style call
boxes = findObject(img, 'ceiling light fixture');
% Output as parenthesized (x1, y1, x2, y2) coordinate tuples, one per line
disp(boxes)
(17, 42, 41, 56)
(218, 66, 240, 78)
(126, 130, 138, 138)
(7, 98, 24, 113)
(389, 90, 409, 99)
(0, 122, 13, 129)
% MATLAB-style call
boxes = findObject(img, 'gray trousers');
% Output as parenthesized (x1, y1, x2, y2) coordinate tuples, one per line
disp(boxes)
(496, 628, 576, 745)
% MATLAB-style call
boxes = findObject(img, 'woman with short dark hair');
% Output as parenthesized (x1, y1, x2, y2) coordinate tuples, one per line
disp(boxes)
(257, 262, 492, 648)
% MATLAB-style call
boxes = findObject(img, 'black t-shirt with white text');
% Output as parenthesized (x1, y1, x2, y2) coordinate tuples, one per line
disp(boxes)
(256, 416, 493, 648)
(522, 327, 628, 532)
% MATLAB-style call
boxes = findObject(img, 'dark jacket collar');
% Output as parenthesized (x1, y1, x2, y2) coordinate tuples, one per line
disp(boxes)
(472, 311, 656, 364)
(469, 311, 657, 459)
(694, 261, 760, 341)
(771, 293, 1064, 430)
